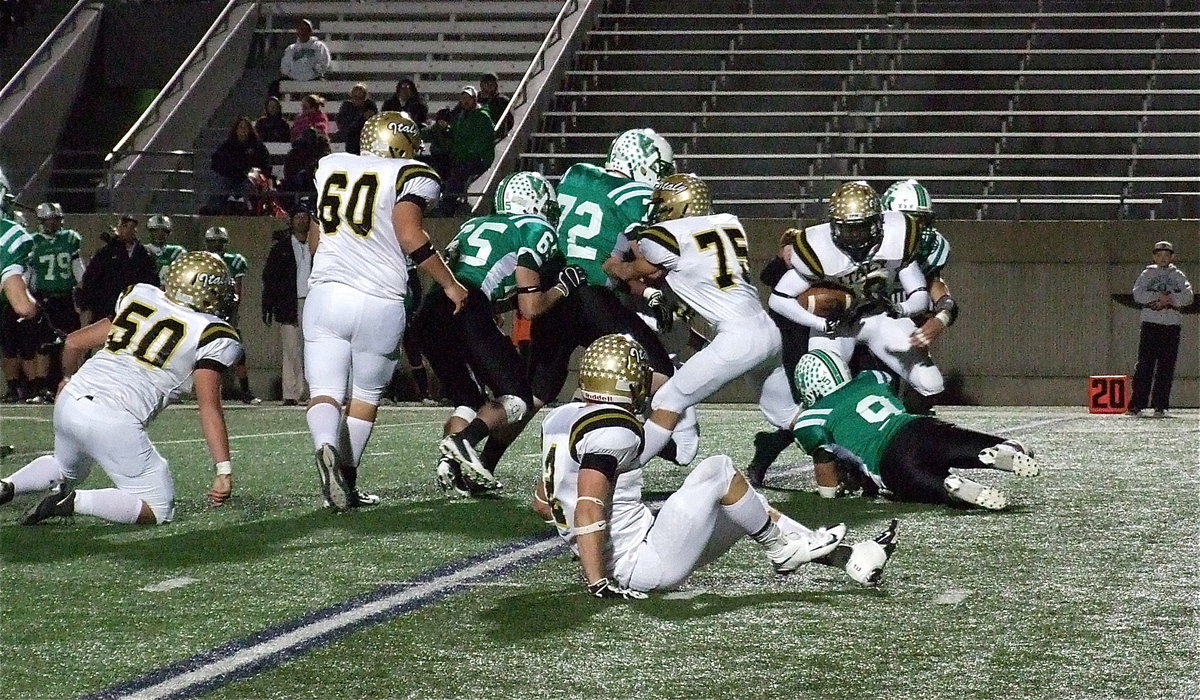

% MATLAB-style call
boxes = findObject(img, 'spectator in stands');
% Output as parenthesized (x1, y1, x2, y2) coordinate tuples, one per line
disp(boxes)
(382, 78, 429, 127)
(276, 18, 330, 96)
(438, 86, 496, 216)
(425, 107, 454, 178)
(280, 127, 331, 209)
(206, 116, 271, 213)
(255, 96, 291, 143)
(335, 84, 377, 155)
(77, 215, 158, 321)
(1126, 240, 1194, 417)
(290, 94, 330, 141)
(262, 209, 313, 406)
(477, 72, 513, 140)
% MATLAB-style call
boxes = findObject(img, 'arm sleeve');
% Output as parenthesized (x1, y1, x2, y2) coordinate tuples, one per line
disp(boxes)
(279, 45, 293, 76)
(897, 261, 931, 315)
(759, 256, 788, 287)
(315, 42, 331, 76)
(791, 411, 835, 457)
(196, 335, 243, 368)
(768, 269, 828, 330)
(397, 165, 442, 212)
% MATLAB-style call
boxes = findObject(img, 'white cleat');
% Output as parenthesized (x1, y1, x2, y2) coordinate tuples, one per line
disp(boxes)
(978, 440, 1040, 477)
(944, 474, 1007, 510)
(770, 523, 846, 574)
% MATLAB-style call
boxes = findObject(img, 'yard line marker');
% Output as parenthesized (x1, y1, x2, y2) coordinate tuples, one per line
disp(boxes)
(82, 534, 563, 700)
(141, 577, 199, 593)
(155, 420, 442, 446)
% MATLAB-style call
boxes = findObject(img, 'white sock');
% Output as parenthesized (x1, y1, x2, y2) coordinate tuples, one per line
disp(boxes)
(722, 487, 775, 539)
(346, 416, 374, 468)
(638, 419, 674, 466)
(671, 406, 700, 464)
(74, 488, 143, 524)
(306, 403, 342, 451)
(5, 455, 65, 494)
(771, 509, 816, 538)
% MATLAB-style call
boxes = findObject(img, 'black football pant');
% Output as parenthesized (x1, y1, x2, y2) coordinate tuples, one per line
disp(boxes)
(1129, 322, 1181, 412)
(880, 417, 1005, 505)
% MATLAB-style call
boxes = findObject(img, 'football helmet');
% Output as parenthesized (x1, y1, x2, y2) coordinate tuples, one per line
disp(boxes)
(494, 171, 558, 221)
(606, 128, 675, 185)
(204, 226, 229, 252)
(794, 349, 852, 409)
(35, 202, 63, 220)
(360, 111, 421, 159)
(148, 215, 172, 245)
(578, 334, 651, 412)
(650, 173, 712, 223)
(828, 181, 883, 262)
(163, 251, 236, 319)
(882, 178, 934, 229)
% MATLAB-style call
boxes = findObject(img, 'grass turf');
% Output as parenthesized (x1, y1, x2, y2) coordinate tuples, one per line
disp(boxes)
(0, 404, 1196, 699)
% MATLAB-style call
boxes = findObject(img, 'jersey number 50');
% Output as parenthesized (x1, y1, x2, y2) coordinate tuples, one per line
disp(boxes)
(106, 301, 186, 369)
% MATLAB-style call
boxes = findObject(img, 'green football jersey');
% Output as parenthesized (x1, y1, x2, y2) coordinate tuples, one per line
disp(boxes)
(28, 228, 83, 296)
(555, 162, 653, 286)
(220, 251, 249, 279)
(792, 371, 920, 477)
(148, 243, 187, 282)
(448, 213, 556, 302)
(0, 217, 35, 296)
(916, 228, 950, 278)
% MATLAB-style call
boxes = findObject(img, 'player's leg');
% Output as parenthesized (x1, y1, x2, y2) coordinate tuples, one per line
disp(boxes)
(17, 315, 41, 402)
(1150, 323, 1180, 413)
(1, 396, 93, 504)
(880, 418, 1018, 510)
(1127, 322, 1156, 414)
(303, 283, 356, 509)
(861, 315, 944, 398)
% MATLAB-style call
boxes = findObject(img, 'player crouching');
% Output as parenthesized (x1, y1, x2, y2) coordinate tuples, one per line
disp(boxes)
(1, 252, 241, 525)
(791, 350, 1040, 510)
(532, 334, 900, 598)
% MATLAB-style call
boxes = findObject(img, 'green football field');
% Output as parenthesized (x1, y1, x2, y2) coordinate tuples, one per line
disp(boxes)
(0, 403, 1196, 700)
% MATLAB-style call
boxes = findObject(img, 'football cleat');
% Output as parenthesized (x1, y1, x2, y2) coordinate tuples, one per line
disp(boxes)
(0, 479, 13, 505)
(435, 457, 472, 498)
(770, 523, 846, 574)
(20, 484, 75, 525)
(315, 444, 353, 512)
(943, 474, 1007, 510)
(439, 434, 499, 490)
(843, 519, 899, 585)
(325, 489, 381, 510)
(978, 440, 1039, 477)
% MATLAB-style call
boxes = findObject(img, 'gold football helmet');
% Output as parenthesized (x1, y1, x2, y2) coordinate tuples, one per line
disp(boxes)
(360, 111, 421, 159)
(650, 173, 712, 224)
(828, 180, 883, 262)
(578, 334, 651, 412)
(163, 251, 236, 319)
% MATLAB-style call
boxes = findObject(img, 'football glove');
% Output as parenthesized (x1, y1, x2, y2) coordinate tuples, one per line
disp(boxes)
(587, 577, 647, 600)
(643, 287, 676, 333)
(554, 265, 588, 297)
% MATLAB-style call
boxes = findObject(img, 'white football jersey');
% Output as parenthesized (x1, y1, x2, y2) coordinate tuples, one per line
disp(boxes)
(637, 212, 764, 326)
(310, 152, 442, 300)
(788, 210, 921, 294)
(540, 402, 653, 568)
(65, 284, 242, 424)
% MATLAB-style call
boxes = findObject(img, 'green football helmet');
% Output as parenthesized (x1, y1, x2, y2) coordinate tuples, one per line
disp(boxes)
(794, 349, 852, 409)
(882, 179, 935, 229)
(494, 171, 558, 222)
(606, 128, 675, 185)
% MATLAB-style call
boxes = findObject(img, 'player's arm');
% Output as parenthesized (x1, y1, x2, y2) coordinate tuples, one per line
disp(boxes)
(912, 275, 956, 348)
(768, 269, 832, 331)
(574, 455, 616, 587)
(2, 273, 38, 319)
(60, 319, 111, 387)
(602, 253, 658, 283)
(307, 216, 321, 256)
(194, 361, 233, 505)
(894, 261, 931, 316)
(514, 265, 569, 319)
(393, 199, 468, 313)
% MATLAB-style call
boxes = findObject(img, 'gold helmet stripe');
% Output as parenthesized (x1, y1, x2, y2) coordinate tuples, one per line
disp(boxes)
(396, 163, 441, 192)
(792, 232, 824, 276)
(638, 225, 680, 257)
(901, 213, 921, 262)
(199, 322, 239, 346)
(568, 408, 645, 463)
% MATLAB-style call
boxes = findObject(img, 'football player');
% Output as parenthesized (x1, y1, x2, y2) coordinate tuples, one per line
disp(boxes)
(2, 252, 242, 525)
(603, 173, 799, 467)
(145, 214, 187, 285)
(791, 350, 1040, 510)
(307, 110, 467, 511)
(0, 167, 40, 403)
(205, 226, 260, 404)
(472, 128, 700, 474)
(880, 179, 957, 350)
(22, 203, 84, 404)
(768, 181, 943, 400)
(412, 171, 585, 496)
(534, 335, 900, 597)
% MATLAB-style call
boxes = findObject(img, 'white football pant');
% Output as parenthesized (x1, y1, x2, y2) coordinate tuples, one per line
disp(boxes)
(303, 281, 407, 404)
(808, 312, 944, 396)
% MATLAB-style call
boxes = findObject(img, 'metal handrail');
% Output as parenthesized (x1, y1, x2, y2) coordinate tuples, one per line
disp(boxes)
(0, 0, 91, 102)
(105, 0, 243, 166)
(489, 0, 577, 138)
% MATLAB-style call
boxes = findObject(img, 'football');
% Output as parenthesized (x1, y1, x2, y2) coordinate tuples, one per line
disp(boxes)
(797, 283, 855, 318)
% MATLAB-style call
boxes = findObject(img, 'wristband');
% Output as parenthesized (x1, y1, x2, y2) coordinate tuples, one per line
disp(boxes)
(409, 241, 435, 265)
(934, 310, 953, 327)
(641, 287, 659, 300)
(817, 485, 839, 499)
(215, 461, 233, 476)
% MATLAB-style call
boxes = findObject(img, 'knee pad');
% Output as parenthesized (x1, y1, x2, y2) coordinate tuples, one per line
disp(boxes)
(497, 394, 528, 423)
(451, 405, 477, 423)
(908, 363, 944, 397)
(350, 384, 384, 405)
(684, 454, 735, 488)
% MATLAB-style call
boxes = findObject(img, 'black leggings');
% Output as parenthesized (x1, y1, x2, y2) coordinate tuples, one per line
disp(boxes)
(880, 418, 1005, 505)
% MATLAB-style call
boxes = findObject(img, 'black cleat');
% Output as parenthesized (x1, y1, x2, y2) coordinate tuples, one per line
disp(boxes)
(315, 444, 352, 511)
(20, 485, 75, 525)
(0, 480, 13, 506)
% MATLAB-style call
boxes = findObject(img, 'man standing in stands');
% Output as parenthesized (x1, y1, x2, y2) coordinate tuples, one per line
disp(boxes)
(477, 73, 513, 140)
(78, 214, 158, 321)
(438, 86, 495, 216)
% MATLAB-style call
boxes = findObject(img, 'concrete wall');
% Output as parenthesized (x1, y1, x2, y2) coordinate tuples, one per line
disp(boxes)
(28, 215, 1200, 407)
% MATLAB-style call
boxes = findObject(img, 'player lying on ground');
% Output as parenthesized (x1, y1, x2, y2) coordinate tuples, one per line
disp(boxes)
(791, 350, 1040, 510)
(1, 252, 241, 525)
(532, 334, 900, 598)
